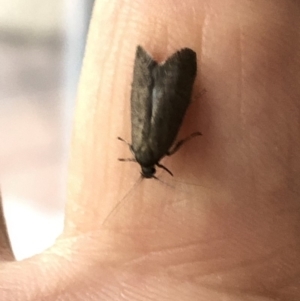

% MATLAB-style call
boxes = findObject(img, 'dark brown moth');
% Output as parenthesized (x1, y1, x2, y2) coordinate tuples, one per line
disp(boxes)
(118, 45, 201, 178)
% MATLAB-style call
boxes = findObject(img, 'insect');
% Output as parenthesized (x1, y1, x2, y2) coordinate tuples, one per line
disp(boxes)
(118, 45, 201, 179)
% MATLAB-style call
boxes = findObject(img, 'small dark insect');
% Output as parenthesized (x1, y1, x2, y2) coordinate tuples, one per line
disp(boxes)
(118, 45, 201, 179)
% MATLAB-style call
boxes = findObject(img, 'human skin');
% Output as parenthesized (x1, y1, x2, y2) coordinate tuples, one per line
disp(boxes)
(1, 0, 300, 300)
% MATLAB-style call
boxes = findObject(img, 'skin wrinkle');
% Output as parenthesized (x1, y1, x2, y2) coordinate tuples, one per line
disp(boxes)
(191, 282, 277, 299)
(118, 241, 300, 289)
(119, 277, 188, 301)
(121, 235, 245, 269)
(120, 290, 156, 301)
(275, 272, 300, 292)
(86, 39, 121, 228)
(104, 56, 117, 185)
(236, 12, 268, 215)
(167, 243, 294, 280)
(58, 234, 151, 265)
(199, 10, 206, 73)
(186, 282, 275, 298)
(119, 272, 275, 301)
(195, 283, 279, 301)
(237, 10, 260, 203)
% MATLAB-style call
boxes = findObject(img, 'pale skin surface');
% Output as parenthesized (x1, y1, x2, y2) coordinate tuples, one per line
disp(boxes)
(1, 0, 300, 300)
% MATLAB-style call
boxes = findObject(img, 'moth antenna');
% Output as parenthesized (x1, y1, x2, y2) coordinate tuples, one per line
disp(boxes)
(102, 177, 143, 226)
(153, 176, 176, 189)
(156, 163, 173, 176)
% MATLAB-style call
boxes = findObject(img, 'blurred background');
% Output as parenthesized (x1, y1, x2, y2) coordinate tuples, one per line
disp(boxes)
(0, 0, 94, 260)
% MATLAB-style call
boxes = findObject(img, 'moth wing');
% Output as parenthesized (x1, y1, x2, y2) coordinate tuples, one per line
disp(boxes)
(130, 46, 157, 151)
(149, 48, 197, 159)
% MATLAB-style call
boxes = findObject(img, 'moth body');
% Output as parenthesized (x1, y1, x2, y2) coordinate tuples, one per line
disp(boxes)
(119, 45, 199, 178)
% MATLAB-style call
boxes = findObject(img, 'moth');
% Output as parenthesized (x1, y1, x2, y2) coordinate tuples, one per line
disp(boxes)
(118, 45, 201, 178)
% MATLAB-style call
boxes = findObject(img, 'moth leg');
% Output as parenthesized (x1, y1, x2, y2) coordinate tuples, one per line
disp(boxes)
(156, 163, 174, 177)
(117, 137, 131, 147)
(118, 137, 136, 157)
(118, 158, 136, 162)
(167, 131, 202, 156)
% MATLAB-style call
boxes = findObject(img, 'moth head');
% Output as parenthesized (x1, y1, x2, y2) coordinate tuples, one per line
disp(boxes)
(141, 166, 156, 179)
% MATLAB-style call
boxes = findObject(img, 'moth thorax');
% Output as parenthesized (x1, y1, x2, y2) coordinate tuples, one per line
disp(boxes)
(134, 145, 155, 165)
